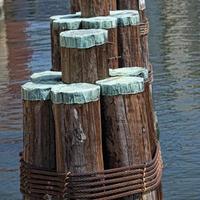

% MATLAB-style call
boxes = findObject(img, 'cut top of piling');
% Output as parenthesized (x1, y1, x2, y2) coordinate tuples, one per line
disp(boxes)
(60, 29, 108, 49)
(31, 71, 62, 84)
(110, 10, 140, 26)
(51, 83, 100, 104)
(82, 16, 117, 29)
(109, 67, 149, 81)
(53, 18, 82, 31)
(22, 82, 54, 101)
(96, 76, 144, 96)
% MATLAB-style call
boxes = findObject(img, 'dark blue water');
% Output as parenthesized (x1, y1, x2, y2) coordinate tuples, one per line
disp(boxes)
(0, 0, 199, 199)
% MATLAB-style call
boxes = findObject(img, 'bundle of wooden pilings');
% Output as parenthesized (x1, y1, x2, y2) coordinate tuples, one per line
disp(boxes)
(20, 1, 163, 199)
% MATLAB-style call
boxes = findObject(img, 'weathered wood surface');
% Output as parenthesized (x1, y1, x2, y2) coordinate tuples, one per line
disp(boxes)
(71, 0, 117, 13)
(101, 93, 157, 200)
(117, 0, 150, 69)
(143, 82, 157, 155)
(23, 100, 56, 200)
(80, 0, 110, 17)
(52, 101, 104, 174)
(70, 0, 81, 13)
(117, 0, 139, 10)
(107, 28, 119, 69)
(51, 25, 62, 71)
(61, 45, 109, 83)
(118, 25, 143, 67)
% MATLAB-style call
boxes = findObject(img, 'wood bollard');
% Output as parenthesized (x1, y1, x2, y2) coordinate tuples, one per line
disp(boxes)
(70, 0, 117, 13)
(60, 29, 109, 83)
(109, 67, 157, 154)
(50, 13, 82, 71)
(82, 16, 119, 69)
(117, 0, 150, 69)
(96, 76, 157, 200)
(80, 0, 110, 17)
(110, 10, 144, 67)
(22, 82, 57, 200)
(51, 83, 104, 175)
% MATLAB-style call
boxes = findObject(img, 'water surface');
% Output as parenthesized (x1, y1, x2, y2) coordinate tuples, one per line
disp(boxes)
(0, 0, 199, 199)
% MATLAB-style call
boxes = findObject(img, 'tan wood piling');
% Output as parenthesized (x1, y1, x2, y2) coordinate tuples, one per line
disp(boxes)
(21, 82, 56, 200)
(51, 83, 104, 177)
(60, 29, 109, 83)
(96, 76, 157, 200)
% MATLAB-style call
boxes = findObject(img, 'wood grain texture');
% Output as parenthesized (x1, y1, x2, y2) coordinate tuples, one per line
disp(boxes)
(143, 82, 157, 155)
(23, 100, 56, 200)
(101, 93, 157, 200)
(61, 44, 109, 83)
(80, 0, 110, 17)
(51, 25, 61, 71)
(71, 0, 117, 14)
(117, 0, 139, 10)
(70, 0, 81, 13)
(107, 28, 119, 69)
(52, 101, 104, 174)
(118, 25, 143, 67)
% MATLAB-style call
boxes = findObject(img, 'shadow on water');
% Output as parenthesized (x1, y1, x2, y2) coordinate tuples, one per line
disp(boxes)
(0, 0, 199, 199)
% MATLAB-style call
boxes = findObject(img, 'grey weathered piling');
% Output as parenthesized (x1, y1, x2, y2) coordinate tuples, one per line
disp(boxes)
(51, 83, 104, 174)
(60, 29, 109, 83)
(96, 76, 157, 199)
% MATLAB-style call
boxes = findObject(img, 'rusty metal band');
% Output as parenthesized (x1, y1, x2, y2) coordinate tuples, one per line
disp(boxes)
(20, 143, 163, 199)
(139, 20, 149, 36)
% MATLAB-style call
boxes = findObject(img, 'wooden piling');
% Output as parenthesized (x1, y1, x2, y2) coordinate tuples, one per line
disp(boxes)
(51, 83, 104, 175)
(110, 11, 144, 67)
(97, 76, 158, 199)
(60, 29, 109, 83)
(22, 82, 56, 200)
(50, 13, 82, 71)
(97, 76, 158, 200)
(109, 67, 157, 154)
(117, 0, 150, 68)
(82, 16, 119, 69)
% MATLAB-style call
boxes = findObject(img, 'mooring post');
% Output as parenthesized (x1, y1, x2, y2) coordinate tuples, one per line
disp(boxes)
(51, 83, 104, 176)
(50, 13, 82, 71)
(109, 67, 157, 154)
(117, 0, 150, 69)
(96, 76, 157, 200)
(21, 82, 57, 200)
(82, 16, 119, 69)
(60, 29, 109, 83)
(110, 10, 144, 67)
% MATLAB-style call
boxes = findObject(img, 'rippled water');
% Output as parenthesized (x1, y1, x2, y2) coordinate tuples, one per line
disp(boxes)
(0, 0, 199, 199)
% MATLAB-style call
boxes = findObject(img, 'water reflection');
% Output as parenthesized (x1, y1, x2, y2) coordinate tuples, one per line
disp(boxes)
(147, 0, 200, 199)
